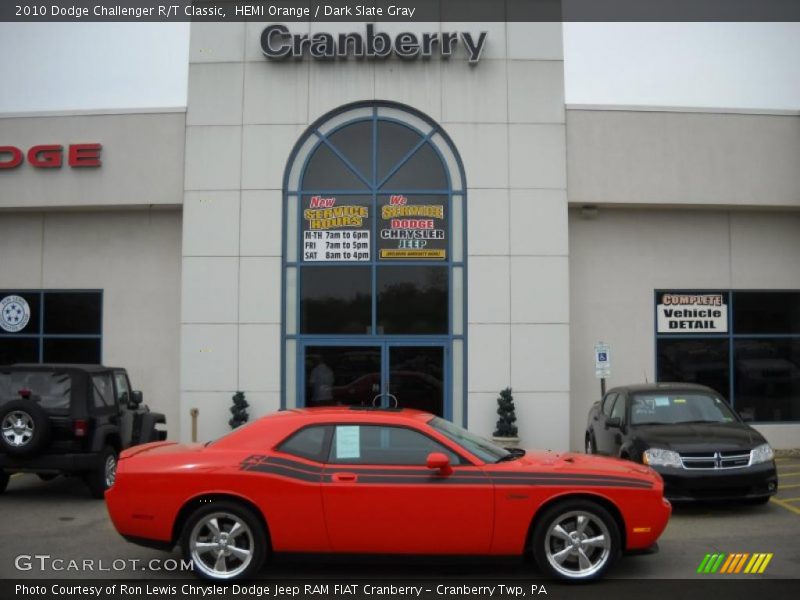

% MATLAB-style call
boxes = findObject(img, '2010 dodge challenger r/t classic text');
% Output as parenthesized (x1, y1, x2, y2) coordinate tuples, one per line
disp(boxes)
(106, 408, 671, 581)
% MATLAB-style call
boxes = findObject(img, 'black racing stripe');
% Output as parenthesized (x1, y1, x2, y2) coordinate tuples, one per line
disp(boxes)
(325, 476, 497, 485)
(490, 471, 650, 485)
(490, 478, 653, 489)
(244, 464, 321, 482)
(267, 456, 324, 473)
(324, 468, 489, 478)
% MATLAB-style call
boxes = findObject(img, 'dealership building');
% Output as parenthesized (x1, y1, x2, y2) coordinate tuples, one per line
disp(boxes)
(1, 22, 798, 450)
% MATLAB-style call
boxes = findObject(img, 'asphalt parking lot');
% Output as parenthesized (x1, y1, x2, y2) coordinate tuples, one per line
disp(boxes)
(1, 458, 799, 580)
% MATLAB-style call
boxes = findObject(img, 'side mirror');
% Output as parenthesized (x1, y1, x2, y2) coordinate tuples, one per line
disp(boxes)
(606, 417, 622, 429)
(426, 452, 453, 476)
(128, 390, 143, 409)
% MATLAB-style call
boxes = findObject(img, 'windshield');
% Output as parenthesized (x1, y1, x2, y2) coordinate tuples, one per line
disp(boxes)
(630, 392, 738, 425)
(428, 417, 510, 463)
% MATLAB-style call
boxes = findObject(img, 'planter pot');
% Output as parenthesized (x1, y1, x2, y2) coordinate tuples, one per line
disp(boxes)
(491, 436, 521, 449)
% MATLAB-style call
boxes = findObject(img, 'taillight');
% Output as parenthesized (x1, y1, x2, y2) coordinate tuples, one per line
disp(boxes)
(73, 419, 89, 437)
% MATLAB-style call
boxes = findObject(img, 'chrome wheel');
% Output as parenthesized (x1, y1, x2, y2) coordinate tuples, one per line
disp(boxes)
(544, 510, 611, 579)
(190, 512, 255, 579)
(2, 411, 34, 447)
(104, 454, 117, 488)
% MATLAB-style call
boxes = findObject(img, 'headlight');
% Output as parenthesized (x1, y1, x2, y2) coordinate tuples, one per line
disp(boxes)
(643, 448, 682, 468)
(750, 443, 774, 465)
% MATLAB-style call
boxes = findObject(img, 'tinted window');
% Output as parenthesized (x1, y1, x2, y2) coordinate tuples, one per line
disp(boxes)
(302, 144, 367, 190)
(601, 393, 617, 417)
(114, 372, 130, 404)
(92, 374, 114, 409)
(381, 143, 447, 190)
(0, 371, 72, 410)
(300, 267, 371, 334)
(377, 266, 448, 334)
(376, 121, 423, 183)
(328, 425, 460, 465)
(610, 395, 626, 421)
(429, 417, 507, 463)
(44, 292, 102, 334)
(0, 338, 38, 365)
(734, 291, 800, 335)
(734, 338, 800, 422)
(43, 338, 101, 364)
(657, 339, 730, 400)
(279, 426, 331, 462)
(327, 121, 373, 184)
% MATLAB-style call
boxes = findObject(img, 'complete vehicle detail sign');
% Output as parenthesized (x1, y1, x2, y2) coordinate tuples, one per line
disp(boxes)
(656, 292, 728, 333)
(262, 23, 488, 63)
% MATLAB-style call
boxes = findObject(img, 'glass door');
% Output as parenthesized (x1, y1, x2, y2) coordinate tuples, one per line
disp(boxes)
(387, 345, 445, 416)
(301, 342, 446, 416)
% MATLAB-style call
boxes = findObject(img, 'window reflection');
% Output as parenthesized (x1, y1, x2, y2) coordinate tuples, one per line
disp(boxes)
(377, 266, 448, 334)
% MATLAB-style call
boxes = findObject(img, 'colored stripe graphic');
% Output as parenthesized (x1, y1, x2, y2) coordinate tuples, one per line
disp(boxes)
(700, 553, 773, 574)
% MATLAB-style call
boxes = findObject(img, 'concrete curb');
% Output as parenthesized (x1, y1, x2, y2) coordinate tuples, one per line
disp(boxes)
(775, 448, 800, 458)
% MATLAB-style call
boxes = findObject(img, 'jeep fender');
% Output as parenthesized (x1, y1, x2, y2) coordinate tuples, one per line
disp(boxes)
(139, 412, 167, 443)
(92, 424, 121, 452)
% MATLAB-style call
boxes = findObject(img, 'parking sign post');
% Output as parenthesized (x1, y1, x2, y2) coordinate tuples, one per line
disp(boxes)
(595, 342, 611, 396)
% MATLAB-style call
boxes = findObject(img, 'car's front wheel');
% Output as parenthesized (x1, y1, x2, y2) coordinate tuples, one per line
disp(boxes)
(532, 499, 621, 581)
(84, 446, 117, 499)
(181, 501, 267, 580)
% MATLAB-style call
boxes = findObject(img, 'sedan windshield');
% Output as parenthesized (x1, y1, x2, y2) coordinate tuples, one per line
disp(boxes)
(428, 417, 510, 463)
(630, 392, 739, 425)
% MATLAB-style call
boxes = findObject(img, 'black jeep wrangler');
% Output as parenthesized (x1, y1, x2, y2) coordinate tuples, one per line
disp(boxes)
(0, 364, 167, 498)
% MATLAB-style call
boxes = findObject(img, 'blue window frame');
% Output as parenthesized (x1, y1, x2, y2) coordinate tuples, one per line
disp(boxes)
(655, 289, 800, 423)
(0, 290, 103, 365)
(281, 102, 467, 424)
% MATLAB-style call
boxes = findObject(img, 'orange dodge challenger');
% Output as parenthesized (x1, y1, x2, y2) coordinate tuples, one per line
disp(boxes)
(106, 408, 671, 581)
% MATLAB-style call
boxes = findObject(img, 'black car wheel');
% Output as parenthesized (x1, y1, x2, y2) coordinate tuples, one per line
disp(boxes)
(0, 399, 50, 456)
(585, 434, 596, 455)
(0, 471, 9, 494)
(533, 499, 621, 581)
(84, 446, 117, 499)
(744, 496, 771, 505)
(181, 501, 267, 580)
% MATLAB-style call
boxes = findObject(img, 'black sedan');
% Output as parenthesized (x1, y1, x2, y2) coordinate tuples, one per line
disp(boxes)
(585, 383, 778, 502)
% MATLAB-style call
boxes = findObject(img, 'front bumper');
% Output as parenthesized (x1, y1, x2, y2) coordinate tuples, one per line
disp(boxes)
(653, 461, 778, 501)
(0, 452, 104, 473)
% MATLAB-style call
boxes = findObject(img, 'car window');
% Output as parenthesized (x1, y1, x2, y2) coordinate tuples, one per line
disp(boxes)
(0, 371, 72, 410)
(278, 426, 331, 462)
(610, 394, 626, 422)
(328, 425, 461, 466)
(630, 392, 738, 425)
(92, 374, 114, 409)
(601, 393, 618, 417)
(113, 372, 131, 405)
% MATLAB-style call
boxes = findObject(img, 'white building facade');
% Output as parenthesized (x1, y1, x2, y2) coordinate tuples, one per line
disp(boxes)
(1, 22, 798, 450)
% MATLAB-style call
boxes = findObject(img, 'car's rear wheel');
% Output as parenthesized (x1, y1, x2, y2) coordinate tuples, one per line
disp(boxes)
(532, 499, 621, 581)
(84, 446, 117, 499)
(181, 501, 266, 580)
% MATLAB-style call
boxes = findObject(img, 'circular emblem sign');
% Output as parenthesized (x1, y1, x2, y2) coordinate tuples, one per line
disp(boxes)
(0, 295, 31, 333)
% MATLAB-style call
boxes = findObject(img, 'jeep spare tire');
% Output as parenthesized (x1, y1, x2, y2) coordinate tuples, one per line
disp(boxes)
(0, 399, 50, 456)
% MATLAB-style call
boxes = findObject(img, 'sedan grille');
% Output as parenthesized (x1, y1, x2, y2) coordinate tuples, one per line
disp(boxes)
(679, 450, 751, 470)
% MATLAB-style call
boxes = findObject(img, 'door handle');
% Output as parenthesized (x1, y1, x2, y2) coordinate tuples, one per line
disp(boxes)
(332, 472, 358, 483)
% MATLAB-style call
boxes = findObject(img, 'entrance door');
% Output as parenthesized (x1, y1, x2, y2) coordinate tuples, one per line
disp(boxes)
(302, 343, 445, 415)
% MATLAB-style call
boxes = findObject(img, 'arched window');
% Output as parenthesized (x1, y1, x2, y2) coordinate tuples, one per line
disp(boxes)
(282, 102, 466, 423)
